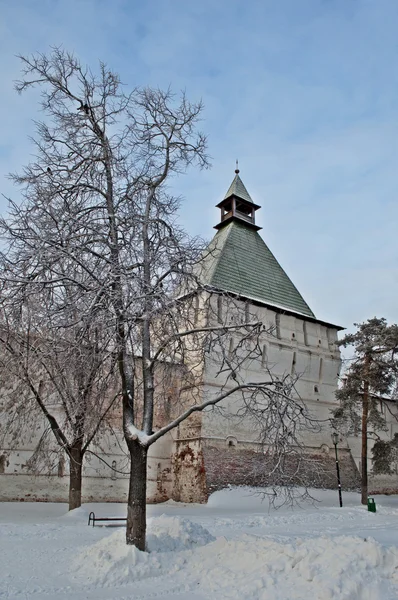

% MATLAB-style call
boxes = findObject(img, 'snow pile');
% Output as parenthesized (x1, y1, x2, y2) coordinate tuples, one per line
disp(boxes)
(75, 515, 215, 586)
(75, 513, 398, 598)
(192, 534, 398, 599)
(60, 506, 91, 523)
(76, 529, 162, 585)
(146, 514, 215, 552)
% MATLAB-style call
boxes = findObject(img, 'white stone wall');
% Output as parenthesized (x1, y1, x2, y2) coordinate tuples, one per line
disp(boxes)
(6, 292, 398, 501)
(201, 298, 342, 452)
(0, 428, 173, 503)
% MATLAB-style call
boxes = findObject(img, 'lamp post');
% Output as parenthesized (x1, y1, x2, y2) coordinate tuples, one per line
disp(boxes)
(332, 432, 343, 507)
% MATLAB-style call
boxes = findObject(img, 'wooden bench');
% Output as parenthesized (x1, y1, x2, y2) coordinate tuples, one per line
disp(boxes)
(88, 511, 127, 527)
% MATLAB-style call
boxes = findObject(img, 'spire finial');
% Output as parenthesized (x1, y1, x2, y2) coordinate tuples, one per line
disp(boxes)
(235, 159, 239, 174)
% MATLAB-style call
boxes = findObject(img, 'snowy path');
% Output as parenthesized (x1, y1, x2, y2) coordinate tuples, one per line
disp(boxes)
(1, 489, 398, 599)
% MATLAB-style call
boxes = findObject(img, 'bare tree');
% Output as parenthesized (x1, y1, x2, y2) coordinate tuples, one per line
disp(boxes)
(0, 49, 320, 550)
(0, 257, 118, 509)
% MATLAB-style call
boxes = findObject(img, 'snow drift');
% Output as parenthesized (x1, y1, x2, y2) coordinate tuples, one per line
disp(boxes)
(76, 515, 215, 586)
(75, 514, 398, 598)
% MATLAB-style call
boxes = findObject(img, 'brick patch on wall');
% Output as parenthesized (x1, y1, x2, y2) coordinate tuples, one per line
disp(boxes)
(203, 444, 361, 495)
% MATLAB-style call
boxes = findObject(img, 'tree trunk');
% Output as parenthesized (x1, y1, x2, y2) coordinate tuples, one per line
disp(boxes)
(68, 442, 84, 511)
(361, 355, 371, 505)
(126, 441, 148, 550)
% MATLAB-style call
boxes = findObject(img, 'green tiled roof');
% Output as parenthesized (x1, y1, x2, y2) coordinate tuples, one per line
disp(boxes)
(223, 174, 253, 204)
(201, 220, 315, 318)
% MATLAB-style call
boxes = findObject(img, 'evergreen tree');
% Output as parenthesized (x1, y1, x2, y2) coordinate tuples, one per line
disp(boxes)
(332, 318, 398, 504)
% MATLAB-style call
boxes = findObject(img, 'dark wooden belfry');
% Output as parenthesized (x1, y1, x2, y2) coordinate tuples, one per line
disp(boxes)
(214, 168, 261, 231)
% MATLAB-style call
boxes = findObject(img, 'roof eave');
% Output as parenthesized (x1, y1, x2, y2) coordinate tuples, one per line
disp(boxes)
(216, 195, 261, 210)
(202, 285, 344, 330)
(214, 215, 262, 231)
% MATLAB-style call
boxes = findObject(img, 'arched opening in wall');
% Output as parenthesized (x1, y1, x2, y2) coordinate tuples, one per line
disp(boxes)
(0, 455, 6, 474)
(226, 436, 238, 448)
(111, 460, 117, 481)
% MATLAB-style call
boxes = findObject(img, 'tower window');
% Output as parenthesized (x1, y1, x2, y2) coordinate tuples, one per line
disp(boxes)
(275, 314, 281, 339)
(245, 301, 250, 323)
(291, 352, 297, 375)
(194, 294, 200, 326)
(319, 358, 323, 383)
(303, 321, 309, 346)
(262, 344, 267, 367)
(217, 295, 223, 323)
(236, 201, 251, 215)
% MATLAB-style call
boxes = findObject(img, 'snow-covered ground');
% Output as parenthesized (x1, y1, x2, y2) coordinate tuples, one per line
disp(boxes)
(1, 488, 398, 599)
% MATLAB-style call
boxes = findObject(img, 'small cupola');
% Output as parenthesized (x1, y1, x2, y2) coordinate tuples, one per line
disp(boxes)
(215, 166, 261, 231)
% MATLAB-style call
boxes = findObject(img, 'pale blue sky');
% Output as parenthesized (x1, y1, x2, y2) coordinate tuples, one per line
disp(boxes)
(1, 0, 398, 330)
